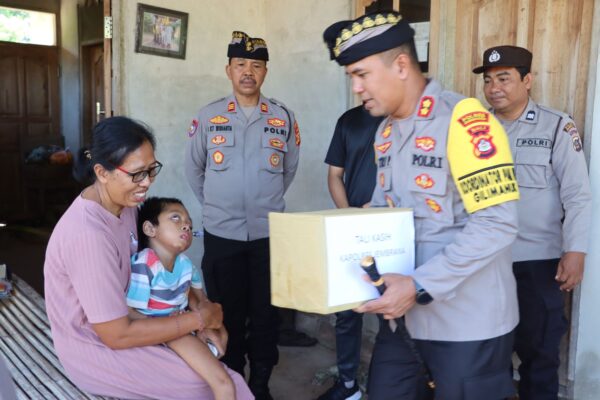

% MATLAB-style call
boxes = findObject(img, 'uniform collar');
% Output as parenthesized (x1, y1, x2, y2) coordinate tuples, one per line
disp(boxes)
(226, 94, 271, 115)
(414, 79, 442, 121)
(517, 98, 538, 124)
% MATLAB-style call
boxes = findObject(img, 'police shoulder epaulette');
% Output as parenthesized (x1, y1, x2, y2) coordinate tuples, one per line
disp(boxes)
(537, 104, 568, 120)
(439, 90, 465, 109)
(268, 97, 290, 112)
(203, 96, 228, 108)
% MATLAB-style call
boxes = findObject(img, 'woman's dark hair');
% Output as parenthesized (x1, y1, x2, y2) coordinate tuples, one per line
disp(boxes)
(137, 197, 184, 251)
(73, 116, 156, 185)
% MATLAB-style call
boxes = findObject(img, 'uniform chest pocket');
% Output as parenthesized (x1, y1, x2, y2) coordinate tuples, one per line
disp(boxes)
(207, 132, 234, 171)
(262, 135, 287, 173)
(514, 150, 550, 188)
(408, 168, 450, 219)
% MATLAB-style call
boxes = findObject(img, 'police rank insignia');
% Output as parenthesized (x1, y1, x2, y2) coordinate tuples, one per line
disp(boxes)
(211, 135, 226, 146)
(188, 119, 199, 137)
(294, 121, 301, 146)
(385, 195, 395, 208)
(526, 110, 536, 121)
(227, 102, 236, 112)
(468, 125, 496, 159)
(376, 142, 392, 154)
(381, 124, 392, 139)
(213, 151, 224, 164)
(260, 102, 269, 113)
(269, 138, 285, 149)
(415, 136, 436, 152)
(210, 115, 229, 124)
(269, 153, 281, 167)
(417, 96, 434, 118)
(415, 173, 434, 189)
(268, 118, 286, 127)
(426, 198, 442, 213)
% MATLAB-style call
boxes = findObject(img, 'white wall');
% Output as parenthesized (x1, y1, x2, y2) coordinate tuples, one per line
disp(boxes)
(574, 46, 600, 400)
(112, 0, 352, 264)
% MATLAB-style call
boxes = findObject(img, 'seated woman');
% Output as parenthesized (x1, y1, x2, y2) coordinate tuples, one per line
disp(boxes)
(43, 116, 253, 399)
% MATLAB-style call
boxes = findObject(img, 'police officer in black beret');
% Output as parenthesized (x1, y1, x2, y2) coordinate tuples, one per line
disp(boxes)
(323, 12, 521, 400)
(185, 31, 302, 400)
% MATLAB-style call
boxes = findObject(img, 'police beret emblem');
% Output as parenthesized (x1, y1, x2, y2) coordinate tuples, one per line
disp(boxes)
(489, 50, 501, 63)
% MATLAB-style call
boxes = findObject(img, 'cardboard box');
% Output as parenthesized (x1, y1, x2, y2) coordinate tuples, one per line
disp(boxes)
(269, 208, 414, 314)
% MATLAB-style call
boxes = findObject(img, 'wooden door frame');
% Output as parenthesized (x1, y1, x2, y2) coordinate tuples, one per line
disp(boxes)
(103, 0, 112, 119)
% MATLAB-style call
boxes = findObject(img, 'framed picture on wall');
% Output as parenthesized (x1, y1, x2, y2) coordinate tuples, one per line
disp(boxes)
(135, 3, 188, 59)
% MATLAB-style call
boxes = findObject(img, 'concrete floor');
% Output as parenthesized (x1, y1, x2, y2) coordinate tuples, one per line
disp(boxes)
(271, 344, 341, 400)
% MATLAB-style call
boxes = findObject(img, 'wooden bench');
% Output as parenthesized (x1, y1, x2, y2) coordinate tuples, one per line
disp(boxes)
(0, 276, 112, 400)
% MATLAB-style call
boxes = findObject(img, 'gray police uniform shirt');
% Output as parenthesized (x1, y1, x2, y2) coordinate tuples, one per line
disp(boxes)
(371, 80, 519, 341)
(496, 99, 592, 262)
(185, 94, 300, 241)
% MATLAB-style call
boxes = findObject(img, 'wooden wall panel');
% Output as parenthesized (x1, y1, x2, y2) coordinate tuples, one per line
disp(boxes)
(433, 0, 594, 134)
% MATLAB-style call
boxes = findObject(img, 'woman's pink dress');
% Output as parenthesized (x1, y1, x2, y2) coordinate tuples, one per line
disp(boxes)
(44, 196, 253, 399)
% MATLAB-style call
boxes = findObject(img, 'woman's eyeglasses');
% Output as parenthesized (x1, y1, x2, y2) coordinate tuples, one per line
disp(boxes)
(114, 161, 163, 183)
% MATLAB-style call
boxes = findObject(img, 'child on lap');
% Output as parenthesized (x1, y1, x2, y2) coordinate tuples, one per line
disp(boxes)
(127, 197, 235, 400)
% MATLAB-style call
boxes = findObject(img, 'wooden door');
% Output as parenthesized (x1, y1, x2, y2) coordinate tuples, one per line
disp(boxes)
(0, 43, 61, 221)
(82, 43, 104, 146)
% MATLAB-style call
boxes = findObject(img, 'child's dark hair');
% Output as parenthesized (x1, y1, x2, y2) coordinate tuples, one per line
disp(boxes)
(73, 116, 156, 185)
(137, 197, 184, 251)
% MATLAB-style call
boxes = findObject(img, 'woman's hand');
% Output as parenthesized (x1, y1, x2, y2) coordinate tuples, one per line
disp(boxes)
(192, 301, 223, 331)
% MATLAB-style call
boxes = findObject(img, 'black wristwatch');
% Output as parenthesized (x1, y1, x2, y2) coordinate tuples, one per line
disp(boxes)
(413, 279, 433, 305)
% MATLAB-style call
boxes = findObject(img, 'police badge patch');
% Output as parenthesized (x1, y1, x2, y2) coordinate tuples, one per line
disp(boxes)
(188, 119, 199, 137)
(415, 173, 434, 189)
(467, 125, 496, 159)
(426, 198, 442, 213)
(572, 135, 583, 152)
(269, 153, 281, 167)
(213, 151, 224, 164)
(415, 136, 436, 152)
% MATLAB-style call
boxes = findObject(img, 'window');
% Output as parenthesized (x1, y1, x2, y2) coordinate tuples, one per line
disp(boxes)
(0, 6, 56, 46)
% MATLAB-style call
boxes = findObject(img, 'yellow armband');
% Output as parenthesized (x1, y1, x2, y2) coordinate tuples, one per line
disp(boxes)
(447, 98, 519, 213)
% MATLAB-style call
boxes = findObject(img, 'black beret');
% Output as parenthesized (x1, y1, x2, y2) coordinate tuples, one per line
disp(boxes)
(323, 12, 415, 66)
(227, 31, 269, 61)
(473, 45, 532, 74)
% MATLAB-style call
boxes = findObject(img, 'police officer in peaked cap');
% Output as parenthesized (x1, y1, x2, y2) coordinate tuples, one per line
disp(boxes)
(474, 45, 592, 400)
(324, 12, 521, 399)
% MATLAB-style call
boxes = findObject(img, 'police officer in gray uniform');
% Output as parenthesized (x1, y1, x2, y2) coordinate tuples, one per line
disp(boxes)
(473, 45, 592, 400)
(184, 31, 300, 400)
(324, 12, 520, 400)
